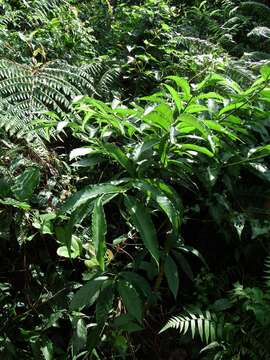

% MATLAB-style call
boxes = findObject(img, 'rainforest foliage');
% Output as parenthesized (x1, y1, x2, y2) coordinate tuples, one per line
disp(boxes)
(0, 0, 270, 359)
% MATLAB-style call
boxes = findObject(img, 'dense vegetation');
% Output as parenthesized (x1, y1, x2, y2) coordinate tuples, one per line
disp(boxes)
(0, 0, 270, 359)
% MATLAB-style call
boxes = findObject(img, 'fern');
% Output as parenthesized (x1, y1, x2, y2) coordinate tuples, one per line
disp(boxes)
(0, 58, 118, 161)
(160, 309, 222, 344)
(248, 26, 270, 39)
(265, 256, 270, 291)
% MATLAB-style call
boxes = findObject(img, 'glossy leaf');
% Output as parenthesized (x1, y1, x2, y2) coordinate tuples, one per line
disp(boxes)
(92, 197, 107, 271)
(124, 195, 159, 264)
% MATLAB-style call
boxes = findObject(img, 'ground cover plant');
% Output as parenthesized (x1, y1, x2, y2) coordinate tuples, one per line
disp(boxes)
(0, 1, 270, 359)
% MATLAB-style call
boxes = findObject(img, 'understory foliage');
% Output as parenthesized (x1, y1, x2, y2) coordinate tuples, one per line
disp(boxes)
(0, 1, 270, 359)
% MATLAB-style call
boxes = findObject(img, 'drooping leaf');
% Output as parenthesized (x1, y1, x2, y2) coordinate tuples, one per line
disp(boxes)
(164, 255, 179, 299)
(176, 144, 214, 157)
(0, 198, 31, 210)
(69, 147, 94, 160)
(101, 143, 135, 176)
(117, 279, 143, 322)
(12, 167, 40, 201)
(57, 236, 82, 259)
(166, 76, 191, 100)
(131, 179, 181, 233)
(120, 271, 152, 298)
(124, 195, 159, 264)
(96, 280, 114, 324)
(164, 84, 182, 112)
(60, 182, 127, 214)
(71, 318, 88, 355)
(70, 276, 108, 310)
(92, 197, 107, 271)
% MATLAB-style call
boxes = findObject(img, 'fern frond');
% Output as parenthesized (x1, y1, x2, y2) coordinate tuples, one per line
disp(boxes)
(264, 256, 270, 291)
(160, 309, 222, 344)
(248, 26, 270, 39)
(239, 2, 270, 19)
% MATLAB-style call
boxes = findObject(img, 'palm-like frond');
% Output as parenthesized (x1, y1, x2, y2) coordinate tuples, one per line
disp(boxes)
(160, 309, 222, 344)
(265, 256, 270, 291)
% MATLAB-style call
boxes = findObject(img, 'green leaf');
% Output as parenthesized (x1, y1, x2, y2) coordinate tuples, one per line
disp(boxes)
(57, 236, 82, 259)
(56, 223, 73, 258)
(12, 167, 40, 201)
(96, 280, 114, 324)
(70, 276, 108, 310)
(131, 179, 181, 233)
(124, 195, 159, 264)
(260, 64, 270, 80)
(185, 104, 208, 113)
(143, 102, 173, 131)
(172, 250, 194, 280)
(69, 147, 94, 160)
(120, 271, 152, 298)
(219, 102, 247, 116)
(164, 84, 182, 112)
(166, 76, 191, 100)
(71, 318, 87, 355)
(92, 197, 107, 271)
(176, 113, 208, 137)
(113, 314, 144, 333)
(204, 120, 238, 140)
(40, 340, 53, 360)
(60, 182, 127, 214)
(164, 255, 179, 299)
(101, 143, 135, 176)
(0, 198, 30, 210)
(177, 144, 214, 157)
(117, 279, 143, 322)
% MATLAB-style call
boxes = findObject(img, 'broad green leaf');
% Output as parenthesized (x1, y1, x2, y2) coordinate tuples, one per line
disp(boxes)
(164, 255, 179, 299)
(92, 197, 107, 271)
(117, 279, 143, 322)
(60, 182, 127, 214)
(120, 271, 152, 298)
(0, 198, 30, 210)
(176, 113, 208, 137)
(57, 236, 82, 259)
(124, 195, 159, 263)
(32, 213, 56, 235)
(12, 167, 40, 201)
(197, 317, 204, 342)
(69, 147, 94, 160)
(131, 179, 180, 233)
(260, 64, 270, 80)
(56, 223, 72, 257)
(164, 84, 182, 112)
(185, 104, 208, 113)
(143, 102, 173, 131)
(101, 143, 135, 176)
(192, 92, 224, 101)
(96, 280, 114, 324)
(166, 76, 191, 100)
(132, 139, 158, 162)
(70, 276, 108, 310)
(40, 340, 53, 360)
(196, 73, 242, 94)
(172, 250, 194, 280)
(113, 314, 144, 333)
(204, 319, 210, 344)
(155, 182, 183, 215)
(219, 102, 247, 116)
(71, 155, 105, 168)
(204, 120, 238, 140)
(176, 144, 214, 157)
(71, 318, 87, 354)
